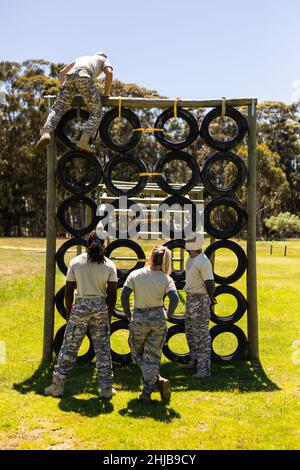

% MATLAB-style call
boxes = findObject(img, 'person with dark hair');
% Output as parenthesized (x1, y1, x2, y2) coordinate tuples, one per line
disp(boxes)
(45, 231, 118, 399)
(184, 232, 216, 379)
(121, 245, 179, 404)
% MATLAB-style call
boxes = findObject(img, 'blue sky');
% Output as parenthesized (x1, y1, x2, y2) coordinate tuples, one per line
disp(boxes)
(1, 0, 300, 103)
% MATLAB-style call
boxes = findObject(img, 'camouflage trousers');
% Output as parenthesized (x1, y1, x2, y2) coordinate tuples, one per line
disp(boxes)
(43, 69, 102, 138)
(185, 293, 211, 373)
(54, 297, 113, 390)
(129, 307, 167, 394)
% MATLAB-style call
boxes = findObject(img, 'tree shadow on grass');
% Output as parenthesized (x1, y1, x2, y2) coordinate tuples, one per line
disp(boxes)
(160, 359, 280, 393)
(119, 398, 181, 422)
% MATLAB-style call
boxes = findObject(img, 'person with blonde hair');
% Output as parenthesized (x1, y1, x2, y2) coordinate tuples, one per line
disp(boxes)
(121, 245, 179, 404)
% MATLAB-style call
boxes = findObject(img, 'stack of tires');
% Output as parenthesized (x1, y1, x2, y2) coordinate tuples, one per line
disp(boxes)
(201, 106, 249, 361)
(53, 103, 249, 365)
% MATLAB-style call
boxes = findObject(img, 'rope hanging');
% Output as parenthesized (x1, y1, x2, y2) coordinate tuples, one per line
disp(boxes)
(118, 96, 122, 118)
(139, 172, 162, 176)
(132, 128, 164, 133)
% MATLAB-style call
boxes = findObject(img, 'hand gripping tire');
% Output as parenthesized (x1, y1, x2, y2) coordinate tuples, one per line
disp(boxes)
(210, 285, 247, 325)
(110, 319, 132, 365)
(56, 150, 103, 195)
(158, 195, 199, 239)
(105, 239, 146, 281)
(200, 106, 248, 151)
(204, 239, 247, 284)
(99, 107, 142, 152)
(103, 153, 148, 197)
(154, 151, 201, 195)
(154, 108, 199, 150)
(54, 285, 67, 320)
(55, 237, 88, 275)
(56, 108, 90, 148)
(210, 324, 248, 361)
(204, 196, 247, 239)
(162, 324, 191, 364)
(53, 324, 95, 363)
(56, 195, 99, 237)
(163, 239, 186, 282)
(201, 151, 247, 196)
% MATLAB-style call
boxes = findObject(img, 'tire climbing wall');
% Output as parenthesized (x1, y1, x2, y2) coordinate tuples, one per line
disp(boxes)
(53, 99, 251, 366)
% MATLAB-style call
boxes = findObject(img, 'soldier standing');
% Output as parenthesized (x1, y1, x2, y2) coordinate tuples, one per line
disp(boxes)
(184, 232, 216, 378)
(121, 246, 179, 404)
(36, 52, 113, 154)
(45, 231, 118, 399)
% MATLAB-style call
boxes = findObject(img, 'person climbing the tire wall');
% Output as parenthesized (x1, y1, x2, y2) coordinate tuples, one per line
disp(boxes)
(45, 230, 118, 399)
(36, 52, 113, 154)
(184, 232, 216, 378)
(121, 246, 179, 404)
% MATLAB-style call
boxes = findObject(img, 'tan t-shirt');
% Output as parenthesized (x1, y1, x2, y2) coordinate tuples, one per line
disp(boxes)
(184, 253, 214, 294)
(124, 267, 176, 308)
(68, 54, 113, 79)
(66, 253, 117, 298)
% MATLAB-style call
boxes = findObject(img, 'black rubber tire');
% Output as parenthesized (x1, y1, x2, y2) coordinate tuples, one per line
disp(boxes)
(154, 151, 201, 195)
(158, 195, 199, 239)
(162, 324, 191, 364)
(163, 239, 186, 282)
(55, 237, 88, 275)
(54, 286, 67, 320)
(103, 153, 148, 197)
(56, 195, 99, 237)
(56, 150, 103, 195)
(210, 324, 248, 361)
(204, 196, 247, 239)
(204, 239, 247, 284)
(201, 151, 247, 196)
(210, 285, 247, 325)
(56, 108, 90, 148)
(53, 324, 96, 363)
(200, 106, 248, 151)
(113, 307, 127, 320)
(105, 239, 146, 281)
(110, 319, 132, 365)
(100, 199, 144, 239)
(164, 281, 186, 326)
(99, 107, 142, 152)
(154, 108, 199, 150)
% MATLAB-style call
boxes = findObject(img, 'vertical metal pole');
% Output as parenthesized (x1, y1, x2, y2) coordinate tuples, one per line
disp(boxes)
(247, 100, 259, 360)
(43, 126, 57, 362)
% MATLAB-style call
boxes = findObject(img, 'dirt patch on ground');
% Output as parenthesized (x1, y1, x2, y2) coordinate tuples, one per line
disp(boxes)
(1, 422, 81, 450)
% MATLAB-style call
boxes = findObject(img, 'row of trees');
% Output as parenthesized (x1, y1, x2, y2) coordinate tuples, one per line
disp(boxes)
(0, 60, 299, 237)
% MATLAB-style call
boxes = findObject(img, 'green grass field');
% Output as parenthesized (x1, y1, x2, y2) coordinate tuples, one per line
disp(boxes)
(0, 237, 299, 450)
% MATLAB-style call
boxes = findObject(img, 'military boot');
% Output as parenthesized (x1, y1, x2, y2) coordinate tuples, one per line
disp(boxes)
(139, 391, 152, 404)
(157, 376, 171, 403)
(76, 134, 94, 153)
(192, 369, 211, 379)
(44, 375, 65, 397)
(100, 387, 116, 399)
(36, 128, 51, 153)
(184, 359, 196, 370)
